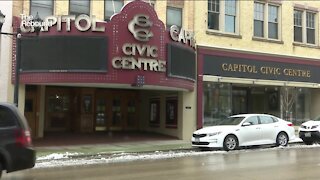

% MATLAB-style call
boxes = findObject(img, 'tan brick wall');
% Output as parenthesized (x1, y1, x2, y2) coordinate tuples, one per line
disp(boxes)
(55, 1, 69, 15)
(195, 0, 320, 60)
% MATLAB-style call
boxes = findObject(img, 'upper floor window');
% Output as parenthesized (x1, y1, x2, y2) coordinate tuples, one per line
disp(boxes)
(307, 12, 315, 44)
(294, 9, 316, 45)
(30, 0, 54, 19)
(166, 7, 182, 29)
(254, 1, 280, 40)
(294, 10, 302, 42)
(104, 0, 124, 21)
(208, 0, 238, 34)
(69, 0, 90, 16)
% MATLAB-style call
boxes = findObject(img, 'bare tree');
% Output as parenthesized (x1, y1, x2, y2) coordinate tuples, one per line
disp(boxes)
(280, 87, 297, 121)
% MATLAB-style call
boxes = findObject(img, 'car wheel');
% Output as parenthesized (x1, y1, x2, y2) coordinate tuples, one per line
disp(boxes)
(223, 135, 238, 151)
(276, 132, 288, 146)
(303, 140, 313, 145)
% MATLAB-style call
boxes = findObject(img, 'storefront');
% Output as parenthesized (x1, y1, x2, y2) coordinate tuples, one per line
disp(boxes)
(14, 0, 196, 140)
(197, 46, 320, 128)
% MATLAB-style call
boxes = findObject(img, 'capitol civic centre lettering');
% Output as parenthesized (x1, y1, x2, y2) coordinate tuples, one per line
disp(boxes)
(203, 55, 320, 83)
(112, 14, 166, 72)
(20, 14, 105, 33)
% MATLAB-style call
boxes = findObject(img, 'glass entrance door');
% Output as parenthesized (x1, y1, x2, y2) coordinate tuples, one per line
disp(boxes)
(45, 87, 71, 131)
(95, 90, 139, 131)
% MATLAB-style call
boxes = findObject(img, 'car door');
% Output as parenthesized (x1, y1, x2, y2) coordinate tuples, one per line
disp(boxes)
(238, 116, 261, 146)
(259, 115, 279, 144)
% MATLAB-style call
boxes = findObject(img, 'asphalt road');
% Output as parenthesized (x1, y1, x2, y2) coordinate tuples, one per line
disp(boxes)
(3, 146, 320, 180)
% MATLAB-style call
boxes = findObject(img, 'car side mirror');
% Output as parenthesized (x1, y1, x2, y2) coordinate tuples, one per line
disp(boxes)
(242, 122, 251, 126)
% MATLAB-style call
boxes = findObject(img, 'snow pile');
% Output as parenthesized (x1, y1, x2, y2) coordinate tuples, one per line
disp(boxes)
(35, 150, 226, 168)
(37, 152, 83, 160)
(35, 144, 320, 169)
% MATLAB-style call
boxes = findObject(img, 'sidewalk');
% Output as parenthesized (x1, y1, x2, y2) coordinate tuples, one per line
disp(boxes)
(34, 133, 303, 160)
(35, 139, 193, 158)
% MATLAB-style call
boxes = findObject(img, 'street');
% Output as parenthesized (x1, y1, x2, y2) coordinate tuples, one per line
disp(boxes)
(3, 145, 320, 180)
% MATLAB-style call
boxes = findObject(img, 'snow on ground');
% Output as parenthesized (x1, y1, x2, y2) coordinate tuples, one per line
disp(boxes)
(35, 143, 320, 169)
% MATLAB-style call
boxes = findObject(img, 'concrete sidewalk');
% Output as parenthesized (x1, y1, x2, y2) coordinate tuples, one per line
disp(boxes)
(35, 138, 304, 159)
(34, 126, 303, 159)
(35, 139, 193, 158)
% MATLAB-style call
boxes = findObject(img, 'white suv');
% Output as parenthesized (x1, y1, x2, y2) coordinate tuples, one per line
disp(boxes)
(298, 116, 320, 145)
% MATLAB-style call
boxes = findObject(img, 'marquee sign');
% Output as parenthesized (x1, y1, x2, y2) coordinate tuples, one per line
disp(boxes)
(111, 14, 166, 72)
(204, 55, 320, 83)
(20, 14, 105, 33)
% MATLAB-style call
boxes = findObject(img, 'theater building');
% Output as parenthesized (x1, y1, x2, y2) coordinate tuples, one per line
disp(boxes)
(0, 0, 197, 140)
(195, 0, 320, 128)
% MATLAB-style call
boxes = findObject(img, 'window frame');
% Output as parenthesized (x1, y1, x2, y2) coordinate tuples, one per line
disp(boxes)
(104, 0, 124, 22)
(166, 6, 183, 29)
(30, 0, 54, 19)
(293, 8, 318, 45)
(69, 0, 91, 16)
(253, 1, 281, 40)
(294, 9, 303, 43)
(207, 0, 239, 35)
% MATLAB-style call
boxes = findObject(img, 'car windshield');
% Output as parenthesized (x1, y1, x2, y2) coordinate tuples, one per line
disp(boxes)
(217, 116, 245, 125)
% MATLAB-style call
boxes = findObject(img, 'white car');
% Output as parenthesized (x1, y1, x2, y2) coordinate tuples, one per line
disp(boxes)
(192, 114, 296, 151)
(298, 116, 320, 145)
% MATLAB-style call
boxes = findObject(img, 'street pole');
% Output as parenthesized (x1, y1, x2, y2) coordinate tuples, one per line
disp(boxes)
(13, 33, 21, 107)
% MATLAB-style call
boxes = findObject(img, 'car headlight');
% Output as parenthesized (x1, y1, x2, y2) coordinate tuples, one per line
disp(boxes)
(312, 125, 319, 129)
(300, 125, 306, 129)
(207, 132, 222, 137)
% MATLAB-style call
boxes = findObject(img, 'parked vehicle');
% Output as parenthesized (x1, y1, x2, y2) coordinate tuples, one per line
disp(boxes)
(0, 103, 36, 178)
(192, 114, 296, 151)
(298, 116, 320, 145)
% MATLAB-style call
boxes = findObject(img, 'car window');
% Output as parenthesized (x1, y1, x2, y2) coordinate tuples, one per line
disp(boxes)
(259, 116, 274, 124)
(244, 116, 259, 125)
(0, 106, 17, 127)
(217, 117, 245, 125)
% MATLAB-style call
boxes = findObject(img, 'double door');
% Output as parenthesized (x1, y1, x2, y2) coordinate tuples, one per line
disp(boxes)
(95, 90, 139, 131)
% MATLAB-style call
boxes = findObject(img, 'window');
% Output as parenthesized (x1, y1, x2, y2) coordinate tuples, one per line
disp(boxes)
(208, 0, 238, 33)
(294, 9, 317, 45)
(254, 2, 264, 37)
(254, 2, 280, 39)
(208, 0, 220, 30)
(203, 82, 232, 126)
(69, 0, 90, 16)
(294, 10, 303, 42)
(268, 5, 278, 39)
(259, 116, 274, 124)
(166, 7, 182, 29)
(244, 116, 259, 125)
(104, 0, 124, 21)
(149, 99, 160, 127)
(225, 0, 236, 33)
(142, 0, 155, 8)
(166, 98, 178, 128)
(307, 12, 315, 44)
(30, 0, 53, 19)
(0, 106, 16, 127)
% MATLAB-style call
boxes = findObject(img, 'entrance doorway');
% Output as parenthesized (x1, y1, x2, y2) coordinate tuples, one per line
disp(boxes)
(45, 87, 72, 132)
(43, 87, 140, 133)
(25, 86, 38, 138)
(95, 90, 139, 131)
